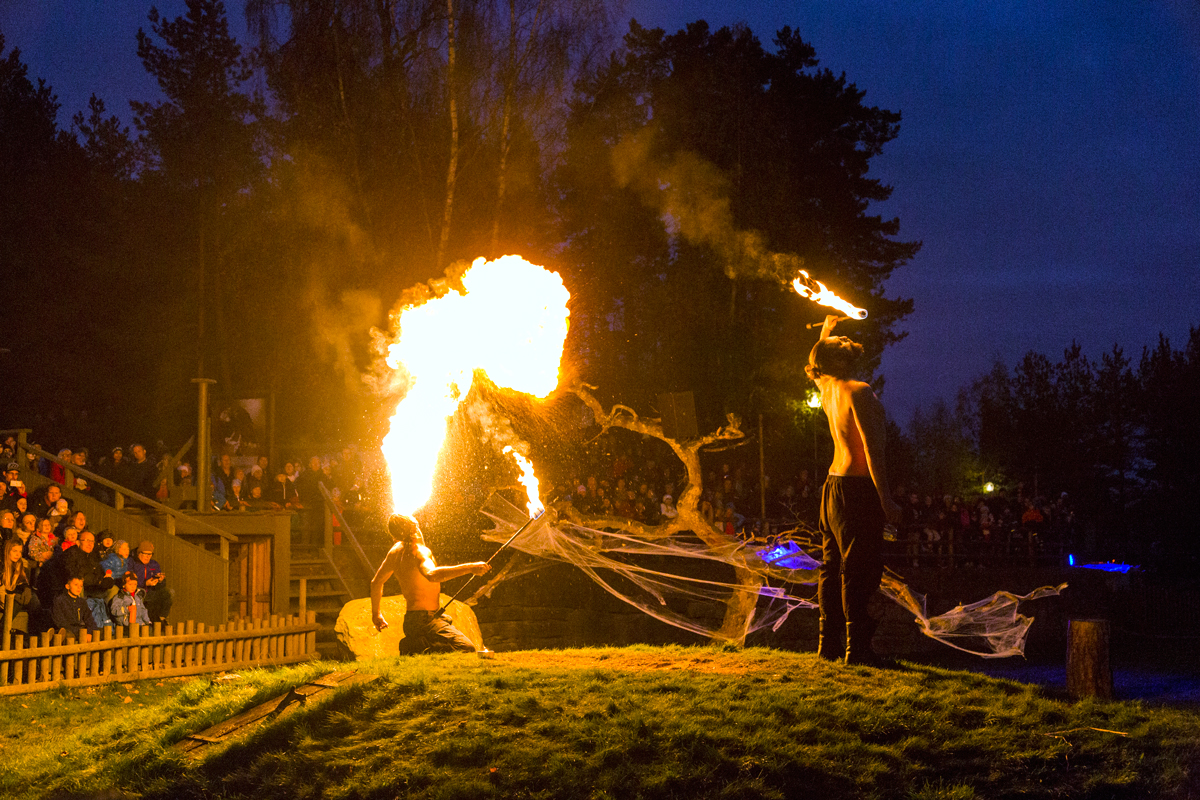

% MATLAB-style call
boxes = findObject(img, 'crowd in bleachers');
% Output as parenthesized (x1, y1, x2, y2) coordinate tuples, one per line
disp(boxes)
(541, 439, 1079, 566)
(0, 432, 374, 643)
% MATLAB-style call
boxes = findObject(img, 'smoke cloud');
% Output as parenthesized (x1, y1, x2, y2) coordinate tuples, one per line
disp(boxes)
(610, 128, 807, 284)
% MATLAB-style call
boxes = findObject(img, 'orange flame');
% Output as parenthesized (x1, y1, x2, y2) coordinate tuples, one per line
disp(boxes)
(381, 255, 570, 515)
(503, 446, 543, 518)
(791, 270, 868, 320)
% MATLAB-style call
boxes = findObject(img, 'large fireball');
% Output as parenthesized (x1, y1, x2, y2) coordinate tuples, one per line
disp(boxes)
(381, 255, 570, 515)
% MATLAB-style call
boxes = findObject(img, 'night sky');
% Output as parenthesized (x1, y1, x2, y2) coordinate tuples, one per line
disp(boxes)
(3, 0, 1199, 422)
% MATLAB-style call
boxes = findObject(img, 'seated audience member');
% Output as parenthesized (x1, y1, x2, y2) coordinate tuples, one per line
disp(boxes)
(51, 576, 97, 641)
(101, 539, 130, 581)
(130, 540, 172, 623)
(660, 494, 678, 520)
(12, 513, 36, 551)
(31, 483, 67, 519)
(17, 511, 37, 536)
(58, 527, 80, 552)
(64, 530, 114, 627)
(0, 510, 15, 541)
(109, 571, 150, 628)
(48, 498, 71, 530)
(58, 510, 88, 539)
(25, 518, 58, 569)
(95, 530, 116, 562)
(3, 538, 38, 633)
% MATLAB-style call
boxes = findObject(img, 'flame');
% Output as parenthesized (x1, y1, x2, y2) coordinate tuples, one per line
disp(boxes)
(381, 255, 570, 515)
(503, 446, 544, 518)
(791, 270, 868, 320)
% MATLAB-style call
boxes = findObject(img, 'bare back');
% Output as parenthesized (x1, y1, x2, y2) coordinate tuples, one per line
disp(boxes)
(380, 541, 442, 611)
(821, 378, 880, 478)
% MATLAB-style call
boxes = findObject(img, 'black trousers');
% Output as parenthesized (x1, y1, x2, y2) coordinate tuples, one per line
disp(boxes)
(817, 476, 885, 635)
(399, 610, 476, 654)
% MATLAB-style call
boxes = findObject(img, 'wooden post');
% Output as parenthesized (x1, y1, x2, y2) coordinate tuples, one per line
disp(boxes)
(1067, 618, 1113, 700)
(298, 577, 307, 621)
(2, 593, 12, 652)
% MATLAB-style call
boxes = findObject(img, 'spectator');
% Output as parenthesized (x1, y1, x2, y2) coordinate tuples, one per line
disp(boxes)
(49, 448, 71, 485)
(109, 571, 149, 628)
(57, 510, 88, 539)
(25, 518, 58, 575)
(31, 483, 67, 519)
(213, 453, 235, 510)
(294, 456, 324, 507)
(244, 464, 265, 497)
(101, 539, 130, 580)
(71, 448, 94, 497)
(63, 530, 115, 627)
(51, 576, 97, 641)
(130, 540, 172, 623)
(14, 513, 37, 548)
(95, 530, 116, 562)
(48, 498, 71, 530)
(660, 494, 678, 520)
(4, 461, 26, 505)
(58, 527, 80, 552)
(126, 443, 158, 499)
(98, 446, 130, 497)
(268, 470, 299, 507)
(0, 510, 15, 541)
(3, 539, 37, 635)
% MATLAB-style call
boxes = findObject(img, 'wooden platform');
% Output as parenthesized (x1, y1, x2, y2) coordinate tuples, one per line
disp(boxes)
(174, 670, 379, 758)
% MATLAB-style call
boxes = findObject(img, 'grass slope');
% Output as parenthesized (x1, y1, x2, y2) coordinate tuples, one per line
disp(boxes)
(1, 647, 1198, 800)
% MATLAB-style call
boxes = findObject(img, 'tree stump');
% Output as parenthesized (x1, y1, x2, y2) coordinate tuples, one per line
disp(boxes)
(1066, 618, 1113, 700)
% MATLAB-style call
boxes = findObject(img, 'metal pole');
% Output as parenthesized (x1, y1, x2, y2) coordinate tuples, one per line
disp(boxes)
(193, 378, 216, 511)
(758, 413, 767, 538)
(437, 512, 541, 615)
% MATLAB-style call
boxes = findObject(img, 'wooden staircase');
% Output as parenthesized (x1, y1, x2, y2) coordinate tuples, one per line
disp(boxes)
(289, 547, 353, 660)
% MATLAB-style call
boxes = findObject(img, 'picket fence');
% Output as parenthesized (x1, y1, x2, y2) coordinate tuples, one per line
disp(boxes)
(0, 608, 319, 696)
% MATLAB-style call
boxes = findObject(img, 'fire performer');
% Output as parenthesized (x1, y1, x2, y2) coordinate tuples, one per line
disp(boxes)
(806, 314, 903, 665)
(370, 513, 491, 654)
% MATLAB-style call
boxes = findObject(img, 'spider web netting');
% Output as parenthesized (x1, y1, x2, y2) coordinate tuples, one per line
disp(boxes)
(476, 494, 1065, 658)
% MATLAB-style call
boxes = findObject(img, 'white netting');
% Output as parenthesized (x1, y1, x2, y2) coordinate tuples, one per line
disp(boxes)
(476, 493, 1065, 658)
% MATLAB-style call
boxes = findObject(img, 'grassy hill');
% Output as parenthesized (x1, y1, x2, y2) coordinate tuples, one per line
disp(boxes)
(2, 646, 1198, 799)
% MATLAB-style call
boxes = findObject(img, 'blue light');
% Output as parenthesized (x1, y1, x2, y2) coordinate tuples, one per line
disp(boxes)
(1068, 553, 1075, 566)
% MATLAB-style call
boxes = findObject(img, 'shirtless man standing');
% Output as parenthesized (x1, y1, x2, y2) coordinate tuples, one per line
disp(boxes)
(370, 513, 491, 653)
(806, 315, 903, 665)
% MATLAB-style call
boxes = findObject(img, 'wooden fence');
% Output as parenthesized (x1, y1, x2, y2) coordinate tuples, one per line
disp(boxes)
(0, 608, 319, 696)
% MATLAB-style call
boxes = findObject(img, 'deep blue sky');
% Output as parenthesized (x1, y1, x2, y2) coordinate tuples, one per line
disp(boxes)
(3, 1, 1199, 421)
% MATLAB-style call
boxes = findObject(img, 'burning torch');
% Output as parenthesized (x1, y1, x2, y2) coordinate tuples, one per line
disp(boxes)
(792, 270, 868, 326)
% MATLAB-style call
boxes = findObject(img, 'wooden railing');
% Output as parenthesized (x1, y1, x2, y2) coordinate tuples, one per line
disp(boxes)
(0, 598, 318, 696)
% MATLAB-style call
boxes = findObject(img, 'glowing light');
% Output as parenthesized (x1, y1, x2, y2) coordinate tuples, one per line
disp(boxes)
(381, 255, 570, 514)
(791, 270, 867, 319)
(984, 482, 996, 493)
(806, 390, 821, 409)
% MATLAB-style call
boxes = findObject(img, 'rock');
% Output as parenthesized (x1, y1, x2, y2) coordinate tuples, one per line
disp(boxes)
(334, 595, 484, 660)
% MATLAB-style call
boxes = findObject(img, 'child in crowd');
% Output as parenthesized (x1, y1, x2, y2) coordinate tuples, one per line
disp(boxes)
(110, 571, 149, 628)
